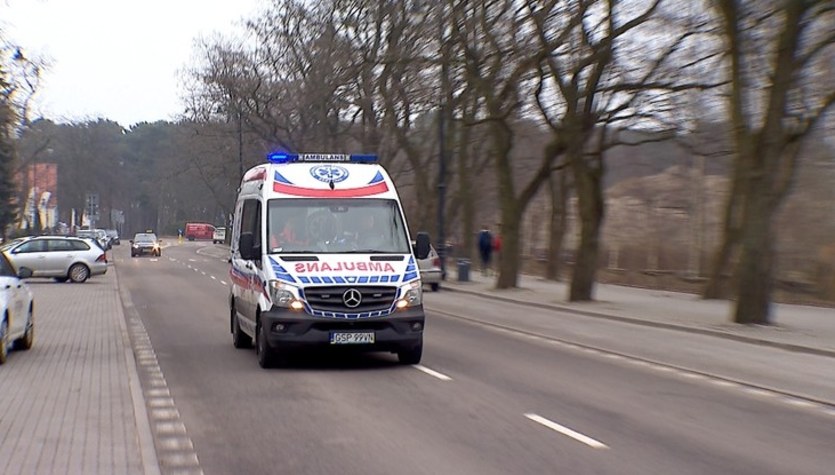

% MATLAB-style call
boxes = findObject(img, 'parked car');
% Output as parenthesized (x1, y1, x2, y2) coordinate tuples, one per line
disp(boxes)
(212, 226, 226, 244)
(416, 243, 442, 292)
(105, 229, 120, 246)
(130, 233, 161, 257)
(2, 236, 108, 283)
(75, 229, 109, 250)
(0, 251, 34, 364)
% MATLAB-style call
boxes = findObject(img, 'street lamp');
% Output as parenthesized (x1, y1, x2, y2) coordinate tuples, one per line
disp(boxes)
(437, 3, 449, 280)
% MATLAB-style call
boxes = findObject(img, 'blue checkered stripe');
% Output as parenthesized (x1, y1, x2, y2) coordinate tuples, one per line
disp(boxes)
(403, 256, 419, 283)
(268, 257, 296, 283)
(296, 275, 400, 285)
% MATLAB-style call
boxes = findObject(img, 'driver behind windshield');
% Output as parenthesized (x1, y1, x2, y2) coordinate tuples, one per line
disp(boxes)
(269, 210, 307, 251)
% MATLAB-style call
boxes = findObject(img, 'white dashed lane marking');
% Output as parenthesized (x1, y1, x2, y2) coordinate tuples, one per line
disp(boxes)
(525, 413, 609, 449)
(413, 365, 453, 381)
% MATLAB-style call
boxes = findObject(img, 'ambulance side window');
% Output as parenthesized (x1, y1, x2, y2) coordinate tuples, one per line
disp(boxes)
(240, 199, 263, 262)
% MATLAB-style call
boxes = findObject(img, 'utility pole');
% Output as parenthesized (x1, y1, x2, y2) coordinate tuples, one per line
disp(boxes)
(437, 3, 449, 279)
(237, 107, 244, 185)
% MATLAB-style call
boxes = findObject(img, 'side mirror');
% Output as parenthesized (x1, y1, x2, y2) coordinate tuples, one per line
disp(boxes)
(239, 232, 260, 261)
(18, 267, 33, 279)
(158, 240, 163, 245)
(129, 240, 134, 244)
(414, 232, 431, 260)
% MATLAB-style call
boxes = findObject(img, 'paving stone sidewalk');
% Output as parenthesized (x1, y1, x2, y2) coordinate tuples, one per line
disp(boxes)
(0, 269, 155, 475)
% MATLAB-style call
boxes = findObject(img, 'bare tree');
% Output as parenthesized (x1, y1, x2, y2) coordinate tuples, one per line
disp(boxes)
(708, 0, 835, 324)
(527, 0, 721, 300)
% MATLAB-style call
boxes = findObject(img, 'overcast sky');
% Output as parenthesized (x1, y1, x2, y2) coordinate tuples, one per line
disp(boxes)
(1, 0, 262, 127)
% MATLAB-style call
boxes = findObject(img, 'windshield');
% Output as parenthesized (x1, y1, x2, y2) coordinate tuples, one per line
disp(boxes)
(134, 234, 157, 243)
(0, 238, 25, 252)
(267, 198, 409, 254)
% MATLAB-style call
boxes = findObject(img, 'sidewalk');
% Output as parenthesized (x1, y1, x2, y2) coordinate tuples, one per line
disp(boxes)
(441, 270, 835, 358)
(0, 268, 154, 474)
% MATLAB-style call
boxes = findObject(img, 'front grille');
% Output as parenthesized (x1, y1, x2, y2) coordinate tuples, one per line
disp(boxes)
(304, 286, 397, 313)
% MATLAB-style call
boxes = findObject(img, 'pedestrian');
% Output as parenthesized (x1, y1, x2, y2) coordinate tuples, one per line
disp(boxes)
(492, 231, 502, 271)
(477, 225, 493, 276)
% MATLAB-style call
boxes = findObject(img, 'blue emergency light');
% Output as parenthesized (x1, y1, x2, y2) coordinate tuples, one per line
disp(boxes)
(266, 152, 378, 164)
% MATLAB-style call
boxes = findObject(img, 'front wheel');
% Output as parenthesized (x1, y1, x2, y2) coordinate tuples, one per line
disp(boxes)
(256, 320, 276, 368)
(0, 318, 8, 364)
(14, 309, 34, 351)
(397, 341, 423, 365)
(232, 309, 251, 349)
(68, 263, 90, 283)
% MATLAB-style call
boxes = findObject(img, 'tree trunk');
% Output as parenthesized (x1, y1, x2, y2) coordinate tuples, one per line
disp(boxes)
(569, 159, 604, 301)
(496, 209, 521, 289)
(733, 192, 776, 324)
(545, 169, 568, 281)
(703, 165, 745, 299)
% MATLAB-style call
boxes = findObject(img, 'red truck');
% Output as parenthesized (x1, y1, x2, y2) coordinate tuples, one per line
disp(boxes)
(184, 222, 216, 241)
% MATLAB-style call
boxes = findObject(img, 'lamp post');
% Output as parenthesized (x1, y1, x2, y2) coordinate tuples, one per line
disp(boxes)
(437, 3, 449, 279)
(237, 106, 243, 185)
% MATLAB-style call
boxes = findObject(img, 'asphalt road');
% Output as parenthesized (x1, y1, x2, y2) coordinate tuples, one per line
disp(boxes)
(115, 241, 835, 475)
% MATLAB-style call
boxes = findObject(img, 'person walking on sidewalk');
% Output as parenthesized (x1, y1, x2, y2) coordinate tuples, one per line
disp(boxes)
(478, 225, 493, 276)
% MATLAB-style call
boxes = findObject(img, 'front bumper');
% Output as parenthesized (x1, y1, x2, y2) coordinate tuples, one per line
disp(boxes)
(260, 306, 425, 352)
(132, 246, 158, 255)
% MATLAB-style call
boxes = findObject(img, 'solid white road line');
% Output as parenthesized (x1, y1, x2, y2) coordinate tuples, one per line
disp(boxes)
(413, 365, 453, 381)
(524, 413, 609, 449)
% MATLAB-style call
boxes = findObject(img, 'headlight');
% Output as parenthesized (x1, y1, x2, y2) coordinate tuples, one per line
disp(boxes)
(396, 280, 422, 309)
(269, 281, 303, 309)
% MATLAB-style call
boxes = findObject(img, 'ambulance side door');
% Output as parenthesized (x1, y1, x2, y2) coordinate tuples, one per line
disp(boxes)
(233, 198, 263, 335)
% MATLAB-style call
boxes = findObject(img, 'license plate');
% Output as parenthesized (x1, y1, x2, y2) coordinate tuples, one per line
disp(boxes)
(330, 332, 375, 345)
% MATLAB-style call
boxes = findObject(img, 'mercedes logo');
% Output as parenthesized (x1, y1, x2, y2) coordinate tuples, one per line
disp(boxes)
(342, 288, 362, 308)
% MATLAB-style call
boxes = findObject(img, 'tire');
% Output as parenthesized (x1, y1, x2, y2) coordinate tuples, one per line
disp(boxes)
(397, 341, 423, 365)
(54, 277, 68, 283)
(68, 263, 90, 283)
(14, 308, 34, 351)
(0, 317, 9, 365)
(256, 319, 277, 368)
(232, 308, 252, 349)
(430, 282, 440, 292)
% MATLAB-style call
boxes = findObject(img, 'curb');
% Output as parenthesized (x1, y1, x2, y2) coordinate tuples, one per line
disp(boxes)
(442, 285, 835, 359)
(113, 261, 162, 475)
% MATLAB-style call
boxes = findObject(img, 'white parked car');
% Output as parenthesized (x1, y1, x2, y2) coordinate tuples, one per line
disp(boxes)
(2, 236, 108, 283)
(0, 251, 34, 364)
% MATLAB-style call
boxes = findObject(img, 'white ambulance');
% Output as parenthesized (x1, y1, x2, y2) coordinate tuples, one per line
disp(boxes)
(229, 152, 431, 368)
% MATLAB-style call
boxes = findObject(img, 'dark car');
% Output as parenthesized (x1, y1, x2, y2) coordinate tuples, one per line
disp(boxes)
(130, 233, 161, 257)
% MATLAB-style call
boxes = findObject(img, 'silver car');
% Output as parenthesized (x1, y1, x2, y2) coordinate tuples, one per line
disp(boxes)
(416, 244, 442, 292)
(3, 236, 108, 283)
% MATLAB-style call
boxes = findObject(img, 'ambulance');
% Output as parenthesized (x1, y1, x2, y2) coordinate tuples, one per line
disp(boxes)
(229, 152, 431, 368)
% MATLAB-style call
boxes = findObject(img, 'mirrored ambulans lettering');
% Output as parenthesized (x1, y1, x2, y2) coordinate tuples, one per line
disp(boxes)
(294, 262, 395, 273)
